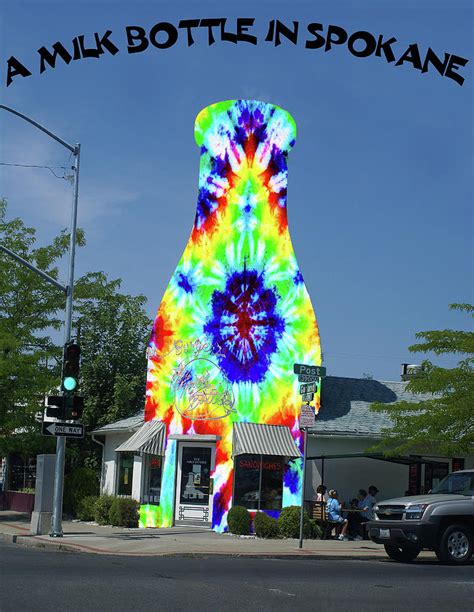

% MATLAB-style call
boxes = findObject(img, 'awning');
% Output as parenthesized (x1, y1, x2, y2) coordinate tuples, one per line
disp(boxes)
(306, 453, 450, 466)
(115, 420, 165, 456)
(233, 422, 301, 458)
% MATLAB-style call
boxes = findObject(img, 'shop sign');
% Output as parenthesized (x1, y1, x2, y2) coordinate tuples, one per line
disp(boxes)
(171, 357, 236, 420)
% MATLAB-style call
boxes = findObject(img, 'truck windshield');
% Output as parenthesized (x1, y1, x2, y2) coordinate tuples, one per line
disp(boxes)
(431, 471, 474, 496)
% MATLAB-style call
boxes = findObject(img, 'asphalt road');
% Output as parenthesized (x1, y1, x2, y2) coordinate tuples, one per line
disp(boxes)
(0, 541, 473, 612)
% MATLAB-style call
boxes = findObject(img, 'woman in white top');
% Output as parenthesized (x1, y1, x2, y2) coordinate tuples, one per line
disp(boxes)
(314, 484, 327, 502)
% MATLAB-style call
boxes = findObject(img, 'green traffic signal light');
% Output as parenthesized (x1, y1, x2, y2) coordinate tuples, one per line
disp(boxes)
(63, 376, 77, 392)
(62, 342, 81, 393)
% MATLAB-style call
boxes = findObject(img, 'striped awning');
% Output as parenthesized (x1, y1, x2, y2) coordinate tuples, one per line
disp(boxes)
(115, 420, 165, 456)
(233, 422, 301, 458)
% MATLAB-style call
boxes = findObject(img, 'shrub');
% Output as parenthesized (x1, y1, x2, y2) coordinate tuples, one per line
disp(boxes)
(309, 518, 322, 540)
(227, 506, 251, 535)
(77, 496, 98, 522)
(63, 467, 99, 516)
(278, 505, 311, 539)
(253, 512, 279, 539)
(109, 497, 139, 528)
(94, 495, 115, 525)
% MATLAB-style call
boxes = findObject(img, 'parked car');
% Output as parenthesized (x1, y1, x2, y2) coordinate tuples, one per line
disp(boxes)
(367, 470, 474, 564)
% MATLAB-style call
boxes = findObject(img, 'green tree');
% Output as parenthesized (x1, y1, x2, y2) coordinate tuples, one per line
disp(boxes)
(0, 198, 84, 456)
(370, 304, 474, 456)
(1, 200, 151, 467)
(74, 272, 152, 430)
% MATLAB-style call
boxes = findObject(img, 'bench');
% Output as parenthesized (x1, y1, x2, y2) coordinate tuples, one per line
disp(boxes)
(309, 501, 341, 539)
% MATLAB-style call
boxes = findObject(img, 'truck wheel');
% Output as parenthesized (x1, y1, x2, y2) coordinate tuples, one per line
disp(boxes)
(384, 544, 420, 562)
(436, 524, 473, 564)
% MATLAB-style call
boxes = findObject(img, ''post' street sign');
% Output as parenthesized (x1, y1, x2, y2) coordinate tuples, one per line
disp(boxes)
(42, 421, 85, 438)
(294, 363, 326, 378)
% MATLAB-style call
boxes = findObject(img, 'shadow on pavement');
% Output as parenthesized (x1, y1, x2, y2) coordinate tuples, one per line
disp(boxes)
(0, 512, 31, 523)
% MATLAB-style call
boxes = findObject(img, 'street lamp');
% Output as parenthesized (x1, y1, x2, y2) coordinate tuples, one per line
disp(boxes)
(0, 104, 81, 537)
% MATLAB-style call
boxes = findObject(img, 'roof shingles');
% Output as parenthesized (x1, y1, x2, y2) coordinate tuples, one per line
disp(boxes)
(310, 376, 429, 437)
(91, 377, 430, 438)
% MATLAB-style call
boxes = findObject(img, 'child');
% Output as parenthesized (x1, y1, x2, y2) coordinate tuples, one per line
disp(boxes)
(326, 489, 349, 541)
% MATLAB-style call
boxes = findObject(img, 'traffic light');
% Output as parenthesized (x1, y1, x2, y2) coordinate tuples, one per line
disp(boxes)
(46, 395, 65, 419)
(62, 342, 81, 393)
(64, 395, 84, 420)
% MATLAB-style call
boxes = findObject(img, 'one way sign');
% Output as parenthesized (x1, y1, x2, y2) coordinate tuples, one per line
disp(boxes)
(42, 421, 85, 438)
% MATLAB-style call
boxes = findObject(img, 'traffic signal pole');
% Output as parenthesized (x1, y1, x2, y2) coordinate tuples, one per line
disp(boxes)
(0, 104, 80, 538)
(51, 143, 80, 537)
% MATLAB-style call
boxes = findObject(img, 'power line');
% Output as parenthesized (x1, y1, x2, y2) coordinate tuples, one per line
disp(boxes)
(325, 351, 460, 363)
(0, 161, 71, 180)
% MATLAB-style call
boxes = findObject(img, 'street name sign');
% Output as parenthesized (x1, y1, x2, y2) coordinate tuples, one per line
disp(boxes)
(299, 404, 315, 429)
(301, 392, 314, 402)
(298, 374, 319, 383)
(299, 382, 317, 395)
(294, 363, 326, 378)
(42, 421, 84, 438)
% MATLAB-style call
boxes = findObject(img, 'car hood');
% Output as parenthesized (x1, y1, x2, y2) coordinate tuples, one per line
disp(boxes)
(376, 494, 469, 506)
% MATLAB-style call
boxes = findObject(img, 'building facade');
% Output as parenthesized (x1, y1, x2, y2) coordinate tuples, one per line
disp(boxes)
(92, 375, 473, 527)
(100, 100, 322, 531)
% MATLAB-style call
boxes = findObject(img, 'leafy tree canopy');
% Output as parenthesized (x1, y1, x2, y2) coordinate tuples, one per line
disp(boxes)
(370, 304, 474, 457)
(0, 199, 151, 462)
(74, 272, 151, 430)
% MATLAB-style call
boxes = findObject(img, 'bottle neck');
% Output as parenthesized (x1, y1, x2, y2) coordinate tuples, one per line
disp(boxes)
(193, 100, 295, 234)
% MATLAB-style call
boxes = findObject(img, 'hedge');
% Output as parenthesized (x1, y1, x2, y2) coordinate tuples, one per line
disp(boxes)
(227, 506, 251, 535)
(76, 496, 98, 522)
(253, 512, 279, 539)
(109, 497, 139, 528)
(63, 467, 99, 516)
(94, 495, 115, 525)
(278, 505, 311, 539)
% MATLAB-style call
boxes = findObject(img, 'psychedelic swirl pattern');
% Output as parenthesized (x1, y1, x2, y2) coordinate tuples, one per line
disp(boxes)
(141, 100, 321, 531)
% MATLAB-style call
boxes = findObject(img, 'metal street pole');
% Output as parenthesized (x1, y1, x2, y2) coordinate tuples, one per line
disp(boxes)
(0, 104, 80, 537)
(50, 143, 80, 537)
(298, 427, 308, 549)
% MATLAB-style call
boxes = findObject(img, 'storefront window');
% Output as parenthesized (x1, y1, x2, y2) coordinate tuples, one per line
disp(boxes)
(117, 452, 134, 496)
(233, 454, 284, 510)
(8, 455, 36, 491)
(142, 455, 163, 505)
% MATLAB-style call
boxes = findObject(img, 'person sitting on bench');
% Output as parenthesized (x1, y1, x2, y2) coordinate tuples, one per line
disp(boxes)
(326, 489, 349, 541)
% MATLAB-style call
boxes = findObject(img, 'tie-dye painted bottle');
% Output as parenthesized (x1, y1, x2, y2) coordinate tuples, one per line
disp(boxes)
(143, 100, 321, 531)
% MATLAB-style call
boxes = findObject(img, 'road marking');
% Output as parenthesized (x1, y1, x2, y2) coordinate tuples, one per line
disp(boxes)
(268, 588, 296, 597)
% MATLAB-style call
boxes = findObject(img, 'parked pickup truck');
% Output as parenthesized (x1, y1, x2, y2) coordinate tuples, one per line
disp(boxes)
(367, 470, 474, 564)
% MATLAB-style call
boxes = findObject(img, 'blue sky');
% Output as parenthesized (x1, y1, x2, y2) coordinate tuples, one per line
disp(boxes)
(1, 1, 472, 381)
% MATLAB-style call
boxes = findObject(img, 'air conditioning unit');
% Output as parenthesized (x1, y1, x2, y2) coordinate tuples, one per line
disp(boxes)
(401, 363, 422, 381)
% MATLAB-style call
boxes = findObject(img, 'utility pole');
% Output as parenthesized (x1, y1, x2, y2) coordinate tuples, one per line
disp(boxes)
(0, 104, 80, 537)
(50, 143, 80, 537)
(298, 427, 308, 549)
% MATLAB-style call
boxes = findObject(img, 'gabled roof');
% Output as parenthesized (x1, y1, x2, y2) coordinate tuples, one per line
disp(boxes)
(310, 376, 429, 437)
(91, 412, 143, 434)
(91, 377, 430, 439)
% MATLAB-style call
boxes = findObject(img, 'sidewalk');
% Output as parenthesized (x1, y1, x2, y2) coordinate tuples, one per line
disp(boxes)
(0, 511, 435, 560)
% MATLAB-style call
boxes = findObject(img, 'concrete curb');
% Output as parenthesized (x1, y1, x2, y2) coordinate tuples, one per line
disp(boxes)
(0, 531, 390, 560)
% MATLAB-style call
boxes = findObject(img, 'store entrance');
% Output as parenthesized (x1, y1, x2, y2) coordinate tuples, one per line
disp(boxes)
(174, 443, 215, 526)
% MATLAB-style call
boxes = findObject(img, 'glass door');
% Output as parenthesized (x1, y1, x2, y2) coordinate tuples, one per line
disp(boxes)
(175, 444, 214, 525)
